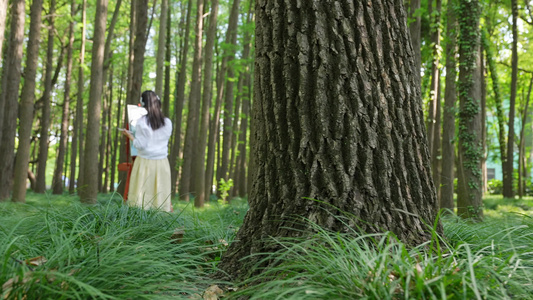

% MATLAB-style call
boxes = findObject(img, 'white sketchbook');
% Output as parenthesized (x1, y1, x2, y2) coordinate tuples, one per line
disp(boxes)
(127, 104, 147, 156)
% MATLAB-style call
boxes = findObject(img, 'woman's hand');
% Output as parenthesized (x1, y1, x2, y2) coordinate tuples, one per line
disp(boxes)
(122, 130, 134, 141)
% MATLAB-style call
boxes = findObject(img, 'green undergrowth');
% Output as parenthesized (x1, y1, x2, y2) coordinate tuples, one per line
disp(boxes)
(0, 192, 247, 299)
(1, 192, 533, 299)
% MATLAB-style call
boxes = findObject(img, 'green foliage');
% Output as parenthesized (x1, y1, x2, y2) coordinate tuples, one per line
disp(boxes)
(218, 178, 234, 203)
(488, 178, 503, 194)
(232, 213, 533, 300)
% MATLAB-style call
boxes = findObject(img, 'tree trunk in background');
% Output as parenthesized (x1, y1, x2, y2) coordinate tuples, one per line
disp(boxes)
(194, 0, 219, 207)
(503, 0, 518, 198)
(71, 0, 87, 192)
(480, 44, 487, 195)
(103, 67, 114, 193)
(428, 0, 442, 196)
(220, 0, 439, 277)
(12, 0, 43, 202)
(169, 0, 192, 197)
(110, 72, 125, 193)
(440, 0, 457, 211)
(409, 0, 421, 89)
(228, 74, 243, 196)
(207, 0, 240, 199)
(0, 0, 8, 66)
(456, 0, 483, 219)
(163, 6, 171, 118)
(79, 0, 108, 203)
(98, 82, 109, 192)
(35, 0, 56, 193)
(482, 30, 506, 195)
(518, 76, 533, 198)
(0, 0, 25, 201)
(179, 0, 204, 202)
(117, 0, 136, 196)
(155, 0, 168, 98)
(52, 2, 75, 195)
(233, 6, 253, 197)
(235, 71, 251, 197)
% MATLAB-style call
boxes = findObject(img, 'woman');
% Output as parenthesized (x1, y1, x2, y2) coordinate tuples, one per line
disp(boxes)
(122, 90, 173, 212)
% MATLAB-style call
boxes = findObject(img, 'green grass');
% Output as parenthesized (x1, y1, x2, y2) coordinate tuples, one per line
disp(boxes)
(1, 193, 533, 299)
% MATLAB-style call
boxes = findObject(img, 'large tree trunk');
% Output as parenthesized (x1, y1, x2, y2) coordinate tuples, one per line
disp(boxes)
(456, 0, 483, 219)
(12, 0, 43, 202)
(219, 0, 439, 278)
(0, 0, 25, 201)
(52, 3, 75, 195)
(79, 0, 108, 203)
(193, 0, 219, 207)
(35, 0, 56, 193)
(179, 0, 204, 202)
(206, 0, 241, 200)
(503, 0, 518, 198)
(170, 0, 192, 198)
(70, 0, 87, 193)
(440, 0, 457, 211)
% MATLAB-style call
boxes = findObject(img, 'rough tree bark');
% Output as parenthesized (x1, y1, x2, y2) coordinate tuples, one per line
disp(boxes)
(79, 0, 108, 203)
(219, 0, 440, 278)
(12, 0, 44, 202)
(456, 0, 483, 219)
(518, 76, 533, 198)
(0, 0, 25, 201)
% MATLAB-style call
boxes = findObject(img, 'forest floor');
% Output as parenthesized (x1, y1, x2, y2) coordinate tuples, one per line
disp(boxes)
(1, 192, 533, 299)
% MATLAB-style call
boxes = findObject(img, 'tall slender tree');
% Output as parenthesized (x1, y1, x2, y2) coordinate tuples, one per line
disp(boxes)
(456, 0, 483, 219)
(70, 0, 87, 193)
(179, 0, 204, 202)
(206, 0, 241, 199)
(52, 1, 76, 195)
(155, 0, 168, 98)
(194, 0, 219, 206)
(503, 0, 519, 198)
(35, 0, 57, 193)
(12, 0, 44, 202)
(0, 0, 25, 201)
(169, 0, 192, 197)
(79, 0, 109, 203)
(440, 0, 457, 211)
(0, 0, 8, 66)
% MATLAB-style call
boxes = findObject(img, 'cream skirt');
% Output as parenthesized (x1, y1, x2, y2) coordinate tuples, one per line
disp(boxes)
(127, 156, 172, 212)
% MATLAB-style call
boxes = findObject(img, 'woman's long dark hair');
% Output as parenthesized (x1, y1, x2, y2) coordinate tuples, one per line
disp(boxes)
(141, 90, 166, 130)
